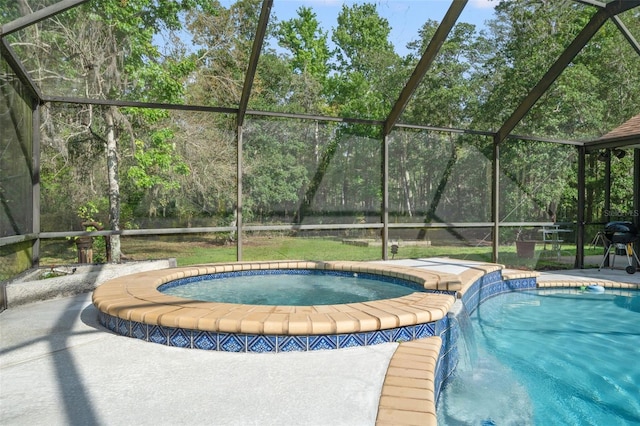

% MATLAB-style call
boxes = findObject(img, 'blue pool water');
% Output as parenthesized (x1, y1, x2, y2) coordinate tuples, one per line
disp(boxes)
(437, 289, 640, 425)
(159, 270, 423, 305)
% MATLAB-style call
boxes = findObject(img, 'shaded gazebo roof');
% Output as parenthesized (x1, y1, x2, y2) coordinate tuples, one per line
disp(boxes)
(601, 113, 640, 140)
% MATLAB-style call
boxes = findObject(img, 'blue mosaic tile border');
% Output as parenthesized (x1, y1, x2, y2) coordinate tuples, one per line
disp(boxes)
(433, 272, 537, 402)
(97, 312, 438, 353)
(461, 272, 536, 315)
(158, 269, 428, 293)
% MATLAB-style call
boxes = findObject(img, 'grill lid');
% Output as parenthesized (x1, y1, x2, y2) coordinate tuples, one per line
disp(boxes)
(604, 221, 638, 235)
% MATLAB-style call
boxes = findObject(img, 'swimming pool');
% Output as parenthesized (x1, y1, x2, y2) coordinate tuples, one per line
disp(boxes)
(437, 289, 640, 425)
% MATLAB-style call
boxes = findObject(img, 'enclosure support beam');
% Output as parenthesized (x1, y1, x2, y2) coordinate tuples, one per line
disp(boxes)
(237, 0, 272, 127)
(32, 98, 41, 267)
(236, 126, 243, 261)
(0, 39, 42, 102)
(382, 134, 389, 260)
(0, 0, 89, 37)
(44, 95, 238, 114)
(604, 150, 611, 219)
(571, 0, 606, 8)
(634, 149, 640, 267)
(383, 0, 467, 136)
(492, 135, 500, 263)
(612, 16, 640, 57)
(584, 134, 640, 151)
(600, 148, 612, 265)
(575, 146, 586, 268)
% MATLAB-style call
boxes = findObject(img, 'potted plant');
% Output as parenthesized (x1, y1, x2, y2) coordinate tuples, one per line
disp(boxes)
(74, 201, 110, 264)
(515, 228, 536, 259)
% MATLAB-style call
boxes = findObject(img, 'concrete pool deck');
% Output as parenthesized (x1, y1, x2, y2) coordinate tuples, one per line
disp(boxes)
(1, 258, 639, 425)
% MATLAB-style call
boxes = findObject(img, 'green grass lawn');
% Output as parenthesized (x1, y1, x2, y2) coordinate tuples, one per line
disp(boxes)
(38, 234, 604, 271)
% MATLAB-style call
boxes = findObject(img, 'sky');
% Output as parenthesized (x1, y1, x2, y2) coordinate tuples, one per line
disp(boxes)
(269, 0, 498, 55)
(161, 0, 500, 58)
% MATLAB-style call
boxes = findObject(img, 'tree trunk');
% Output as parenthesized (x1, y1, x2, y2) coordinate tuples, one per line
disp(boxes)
(294, 138, 338, 224)
(105, 106, 121, 262)
(417, 142, 458, 239)
(399, 136, 413, 217)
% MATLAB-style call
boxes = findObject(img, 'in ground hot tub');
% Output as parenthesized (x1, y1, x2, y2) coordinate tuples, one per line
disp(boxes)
(92, 260, 459, 352)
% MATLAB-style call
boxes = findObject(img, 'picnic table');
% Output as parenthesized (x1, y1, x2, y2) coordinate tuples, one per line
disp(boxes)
(539, 225, 572, 260)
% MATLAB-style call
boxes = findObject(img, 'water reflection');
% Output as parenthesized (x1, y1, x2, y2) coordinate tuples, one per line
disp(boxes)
(614, 295, 640, 313)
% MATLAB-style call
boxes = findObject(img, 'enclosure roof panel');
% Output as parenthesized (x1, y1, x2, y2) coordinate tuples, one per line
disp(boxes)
(1, 0, 640, 146)
(0, 0, 81, 27)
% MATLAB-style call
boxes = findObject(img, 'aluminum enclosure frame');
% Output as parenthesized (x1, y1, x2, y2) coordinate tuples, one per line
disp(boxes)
(1, 0, 639, 271)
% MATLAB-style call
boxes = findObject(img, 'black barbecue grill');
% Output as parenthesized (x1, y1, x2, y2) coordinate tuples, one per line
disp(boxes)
(598, 221, 640, 274)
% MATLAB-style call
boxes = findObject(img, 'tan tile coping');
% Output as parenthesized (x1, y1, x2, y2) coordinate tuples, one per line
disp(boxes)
(501, 269, 540, 281)
(376, 337, 441, 426)
(92, 260, 463, 336)
(502, 268, 639, 290)
(454, 261, 504, 297)
(537, 280, 640, 289)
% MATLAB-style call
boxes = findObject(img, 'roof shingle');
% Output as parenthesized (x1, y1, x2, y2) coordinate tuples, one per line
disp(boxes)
(601, 113, 640, 140)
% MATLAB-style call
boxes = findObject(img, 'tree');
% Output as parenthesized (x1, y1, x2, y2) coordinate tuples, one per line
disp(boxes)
(170, 111, 237, 226)
(330, 2, 399, 122)
(277, 6, 330, 82)
(289, 3, 400, 225)
(12, 0, 218, 261)
(396, 21, 489, 237)
(275, 6, 330, 114)
(477, 1, 640, 224)
(243, 119, 309, 222)
(186, 0, 260, 107)
(126, 126, 190, 218)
